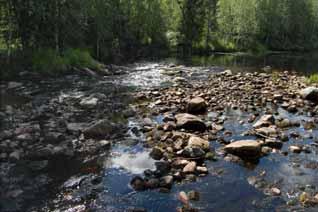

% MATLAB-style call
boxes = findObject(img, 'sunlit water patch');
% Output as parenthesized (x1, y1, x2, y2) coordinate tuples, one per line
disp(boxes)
(110, 151, 155, 175)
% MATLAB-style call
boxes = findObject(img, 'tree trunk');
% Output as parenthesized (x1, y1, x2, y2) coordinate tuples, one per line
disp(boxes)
(54, 0, 60, 53)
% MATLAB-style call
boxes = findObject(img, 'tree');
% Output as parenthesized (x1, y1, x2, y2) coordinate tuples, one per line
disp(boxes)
(177, 0, 207, 55)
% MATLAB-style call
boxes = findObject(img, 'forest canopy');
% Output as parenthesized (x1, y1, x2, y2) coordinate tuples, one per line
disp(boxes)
(1, 0, 318, 63)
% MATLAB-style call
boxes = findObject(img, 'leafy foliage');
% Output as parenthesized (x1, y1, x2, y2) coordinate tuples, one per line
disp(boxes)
(63, 49, 99, 69)
(1, 0, 318, 66)
(32, 48, 98, 73)
(32, 49, 67, 73)
(307, 74, 318, 85)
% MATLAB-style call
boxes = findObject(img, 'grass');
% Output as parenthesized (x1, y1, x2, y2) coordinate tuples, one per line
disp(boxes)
(271, 71, 280, 82)
(32, 48, 101, 74)
(306, 73, 318, 85)
(32, 48, 68, 73)
(63, 48, 100, 70)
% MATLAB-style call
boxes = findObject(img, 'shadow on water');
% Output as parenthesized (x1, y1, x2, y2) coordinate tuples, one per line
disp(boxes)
(168, 52, 318, 75)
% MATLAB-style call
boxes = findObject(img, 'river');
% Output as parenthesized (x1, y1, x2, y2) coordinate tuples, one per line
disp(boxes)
(0, 53, 318, 212)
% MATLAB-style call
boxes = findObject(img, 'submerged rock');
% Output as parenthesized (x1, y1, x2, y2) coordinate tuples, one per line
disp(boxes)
(175, 113, 206, 132)
(130, 176, 146, 191)
(188, 190, 200, 201)
(289, 145, 302, 153)
(178, 191, 189, 205)
(270, 187, 281, 196)
(224, 140, 261, 158)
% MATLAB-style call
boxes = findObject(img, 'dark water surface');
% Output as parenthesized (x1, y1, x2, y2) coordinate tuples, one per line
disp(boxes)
(168, 52, 318, 75)
(1, 53, 318, 212)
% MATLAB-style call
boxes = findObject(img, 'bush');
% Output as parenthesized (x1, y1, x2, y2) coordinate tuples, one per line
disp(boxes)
(211, 39, 237, 52)
(63, 48, 99, 69)
(32, 49, 67, 73)
(306, 73, 318, 84)
(32, 48, 100, 73)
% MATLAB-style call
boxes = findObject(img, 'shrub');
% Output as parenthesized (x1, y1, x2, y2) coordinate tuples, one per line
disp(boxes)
(63, 48, 99, 69)
(271, 71, 280, 82)
(32, 48, 67, 73)
(306, 73, 318, 84)
(31, 48, 100, 74)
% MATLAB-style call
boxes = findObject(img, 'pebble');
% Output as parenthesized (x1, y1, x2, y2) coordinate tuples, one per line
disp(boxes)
(183, 162, 196, 173)
(289, 145, 302, 153)
(178, 191, 189, 205)
(270, 187, 281, 196)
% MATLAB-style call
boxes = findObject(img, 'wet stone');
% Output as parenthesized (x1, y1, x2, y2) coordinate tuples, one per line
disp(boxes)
(179, 191, 189, 205)
(172, 159, 189, 169)
(300, 87, 318, 103)
(261, 146, 272, 155)
(83, 119, 123, 139)
(270, 187, 281, 196)
(163, 121, 176, 131)
(175, 113, 207, 132)
(289, 145, 302, 153)
(63, 175, 90, 189)
(9, 151, 21, 161)
(183, 162, 196, 173)
(155, 161, 171, 176)
(130, 176, 146, 191)
(149, 147, 164, 160)
(196, 166, 208, 174)
(187, 97, 207, 114)
(253, 115, 275, 128)
(188, 190, 200, 201)
(263, 139, 283, 149)
(182, 147, 206, 158)
(224, 140, 262, 158)
(145, 178, 160, 189)
(80, 96, 99, 107)
(160, 175, 174, 189)
(187, 136, 210, 151)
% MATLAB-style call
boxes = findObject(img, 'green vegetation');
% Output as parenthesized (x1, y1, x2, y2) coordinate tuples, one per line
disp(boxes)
(63, 49, 100, 70)
(306, 74, 318, 84)
(1, 0, 318, 74)
(32, 48, 99, 74)
(271, 71, 280, 82)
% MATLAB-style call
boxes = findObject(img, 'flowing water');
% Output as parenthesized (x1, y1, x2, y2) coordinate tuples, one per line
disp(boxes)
(1, 53, 318, 212)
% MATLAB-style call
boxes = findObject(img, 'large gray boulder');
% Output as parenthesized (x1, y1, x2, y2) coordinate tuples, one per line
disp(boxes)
(300, 87, 318, 103)
(175, 113, 206, 132)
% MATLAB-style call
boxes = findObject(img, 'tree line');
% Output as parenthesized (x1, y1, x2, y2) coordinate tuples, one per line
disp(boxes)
(1, 0, 318, 63)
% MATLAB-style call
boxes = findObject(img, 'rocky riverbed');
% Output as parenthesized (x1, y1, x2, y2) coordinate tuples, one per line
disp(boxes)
(1, 62, 318, 211)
